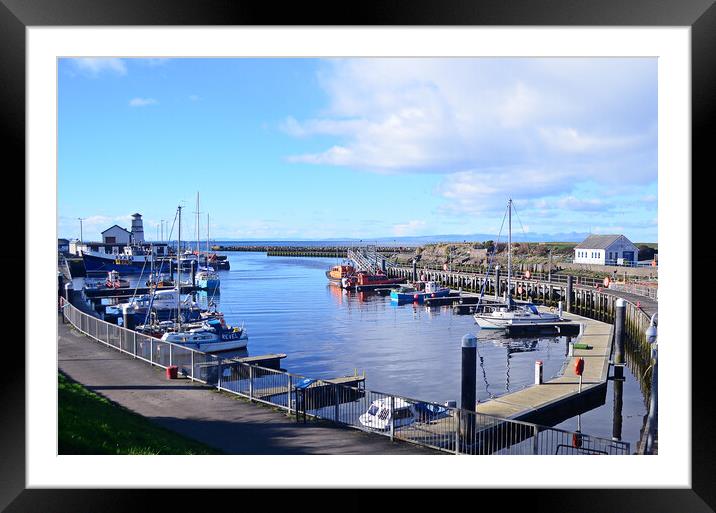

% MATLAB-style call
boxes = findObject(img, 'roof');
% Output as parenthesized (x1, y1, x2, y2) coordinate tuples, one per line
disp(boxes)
(101, 224, 131, 234)
(57, 238, 69, 243)
(131, 213, 142, 218)
(575, 234, 632, 250)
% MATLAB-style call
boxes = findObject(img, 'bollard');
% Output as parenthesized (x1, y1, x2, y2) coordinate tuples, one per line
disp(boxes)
(558, 301, 563, 318)
(566, 275, 573, 313)
(412, 259, 418, 282)
(461, 333, 478, 442)
(612, 375, 624, 441)
(645, 317, 658, 453)
(534, 360, 543, 385)
(613, 298, 626, 379)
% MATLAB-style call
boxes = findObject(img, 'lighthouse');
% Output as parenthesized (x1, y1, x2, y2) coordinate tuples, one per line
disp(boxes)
(130, 213, 145, 243)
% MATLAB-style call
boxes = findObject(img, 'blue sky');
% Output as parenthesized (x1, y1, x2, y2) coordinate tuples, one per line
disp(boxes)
(58, 57, 657, 242)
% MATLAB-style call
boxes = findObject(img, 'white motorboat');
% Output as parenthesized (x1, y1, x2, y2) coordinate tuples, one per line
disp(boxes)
(160, 318, 248, 352)
(358, 397, 451, 431)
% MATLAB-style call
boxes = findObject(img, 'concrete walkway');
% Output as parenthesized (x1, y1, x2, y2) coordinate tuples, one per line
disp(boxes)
(58, 318, 437, 455)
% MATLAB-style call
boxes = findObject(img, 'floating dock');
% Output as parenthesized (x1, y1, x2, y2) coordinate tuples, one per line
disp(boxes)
(475, 308, 612, 425)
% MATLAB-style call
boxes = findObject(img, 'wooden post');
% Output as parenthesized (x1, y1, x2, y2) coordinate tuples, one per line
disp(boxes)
(566, 275, 573, 313)
(614, 298, 626, 379)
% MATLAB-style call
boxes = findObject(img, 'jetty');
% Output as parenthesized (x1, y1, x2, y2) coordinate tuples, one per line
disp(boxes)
(476, 308, 612, 425)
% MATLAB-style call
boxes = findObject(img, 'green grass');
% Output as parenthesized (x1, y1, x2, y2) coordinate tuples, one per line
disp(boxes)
(58, 372, 220, 455)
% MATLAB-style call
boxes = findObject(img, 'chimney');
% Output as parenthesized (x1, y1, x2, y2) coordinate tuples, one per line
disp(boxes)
(131, 213, 145, 243)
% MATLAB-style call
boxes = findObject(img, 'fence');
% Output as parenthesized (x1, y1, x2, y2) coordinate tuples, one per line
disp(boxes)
(61, 300, 630, 455)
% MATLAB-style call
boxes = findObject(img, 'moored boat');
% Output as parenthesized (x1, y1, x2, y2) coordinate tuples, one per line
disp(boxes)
(105, 270, 129, 289)
(341, 271, 405, 289)
(325, 264, 356, 285)
(390, 281, 450, 303)
(160, 318, 248, 352)
(472, 198, 566, 330)
(196, 266, 220, 291)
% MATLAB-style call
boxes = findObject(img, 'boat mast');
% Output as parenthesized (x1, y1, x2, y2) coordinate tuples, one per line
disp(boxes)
(195, 191, 200, 258)
(177, 205, 182, 331)
(507, 198, 512, 304)
(206, 212, 210, 259)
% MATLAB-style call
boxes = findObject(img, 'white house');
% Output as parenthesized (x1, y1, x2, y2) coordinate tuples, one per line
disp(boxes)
(101, 224, 132, 245)
(573, 234, 639, 265)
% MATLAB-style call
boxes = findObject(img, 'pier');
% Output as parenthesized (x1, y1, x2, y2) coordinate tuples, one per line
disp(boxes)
(476, 308, 612, 425)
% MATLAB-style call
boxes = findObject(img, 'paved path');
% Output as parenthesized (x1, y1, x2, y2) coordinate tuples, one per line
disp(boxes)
(58, 318, 437, 455)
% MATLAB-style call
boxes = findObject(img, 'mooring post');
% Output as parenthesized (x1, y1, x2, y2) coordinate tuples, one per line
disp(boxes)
(412, 259, 417, 282)
(461, 333, 478, 443)
(645, 317, 658, 454)
(566, 275, 573, 313)
(612, 373, 624, 441)
(534, 360, 543, 385)
(191, 260, 196, 288)
(614, 298, 626, 379)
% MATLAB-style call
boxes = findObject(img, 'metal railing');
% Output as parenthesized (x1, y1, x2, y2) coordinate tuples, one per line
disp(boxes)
(61, 299, 630, 455)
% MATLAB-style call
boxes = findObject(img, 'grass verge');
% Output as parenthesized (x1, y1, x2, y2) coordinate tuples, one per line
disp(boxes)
(58, 372, 220, 455)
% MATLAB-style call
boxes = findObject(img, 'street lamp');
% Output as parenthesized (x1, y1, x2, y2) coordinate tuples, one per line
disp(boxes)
(77, 217, 85, 244)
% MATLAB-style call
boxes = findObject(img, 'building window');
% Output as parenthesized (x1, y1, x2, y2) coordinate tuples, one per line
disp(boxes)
(105, 236, 116, 244)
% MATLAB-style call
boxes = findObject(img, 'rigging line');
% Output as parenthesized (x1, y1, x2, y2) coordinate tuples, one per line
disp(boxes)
(475, 203, 509, 310)
(510, 201, 531, 253)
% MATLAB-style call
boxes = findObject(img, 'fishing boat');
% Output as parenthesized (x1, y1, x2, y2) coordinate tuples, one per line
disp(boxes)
(473, 198, 565, 330)
(146, 273, 175, 289)
(390, 281, 450, 303)
(325, 264, 356, 285)
(196, 266, 220, 291)
(340, 271, 405, 289)
(82, 244, 163, 274)
(105, 270, 129, 289)
(160, 318, 248, 352)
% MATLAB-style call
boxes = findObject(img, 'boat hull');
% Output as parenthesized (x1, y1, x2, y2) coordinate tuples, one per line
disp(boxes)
(82, 253, 152, 274)
(390, 288, 450, 303)
(196, 278, 220, 291)
(473, 313, 563, 330)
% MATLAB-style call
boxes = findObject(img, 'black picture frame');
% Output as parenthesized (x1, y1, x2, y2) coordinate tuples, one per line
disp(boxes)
(3, 0, 711, 511)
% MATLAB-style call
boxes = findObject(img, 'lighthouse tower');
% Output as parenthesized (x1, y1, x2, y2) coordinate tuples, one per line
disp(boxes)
(130, 213, 145, 243)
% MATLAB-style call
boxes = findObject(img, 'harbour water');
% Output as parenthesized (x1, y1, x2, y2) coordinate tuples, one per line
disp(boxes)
(80, 250, 648, 448)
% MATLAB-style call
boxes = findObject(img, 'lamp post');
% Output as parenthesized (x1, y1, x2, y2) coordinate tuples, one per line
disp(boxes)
(77, 217, 85, 244)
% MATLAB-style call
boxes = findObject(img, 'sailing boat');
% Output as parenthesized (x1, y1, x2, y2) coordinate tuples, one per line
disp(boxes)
(196, 211, 220, 291)
(159, 202, 247, 352)
(473, 199, 563, 330)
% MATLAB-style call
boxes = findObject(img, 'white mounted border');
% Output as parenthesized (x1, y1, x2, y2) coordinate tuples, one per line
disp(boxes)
(27, 26, 689, 488)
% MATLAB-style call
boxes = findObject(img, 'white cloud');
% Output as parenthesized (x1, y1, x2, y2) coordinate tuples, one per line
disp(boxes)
(283, 58, 657, 219)
(129, 97, 158, 107)
(71, 58, 127, 77)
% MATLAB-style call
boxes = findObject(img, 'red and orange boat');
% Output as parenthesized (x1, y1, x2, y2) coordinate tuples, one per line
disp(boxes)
(325, 264, 356, 285)
(341, 270, 405, 289)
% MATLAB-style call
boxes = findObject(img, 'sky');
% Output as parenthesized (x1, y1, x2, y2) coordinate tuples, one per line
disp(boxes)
(58, 57, 658, 242)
